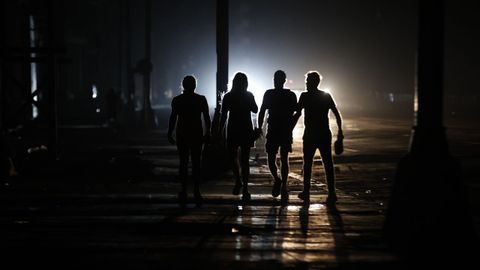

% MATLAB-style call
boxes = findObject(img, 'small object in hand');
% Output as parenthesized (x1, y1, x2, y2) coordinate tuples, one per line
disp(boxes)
(334, 137, 344, 155)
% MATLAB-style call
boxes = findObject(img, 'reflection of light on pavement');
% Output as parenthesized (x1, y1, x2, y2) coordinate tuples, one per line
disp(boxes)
(287, 205, 300, 211)
(309, 204, 325, 210)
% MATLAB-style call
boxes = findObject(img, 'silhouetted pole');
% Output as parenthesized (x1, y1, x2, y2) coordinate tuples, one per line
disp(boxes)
(203, 0, 229, 179)
(47, 0, 58, 160)
(0, 0, 4, 131)
(212, 0, 229, 132)
(125, 0, 135, 119)
(384, 0, 475, 261)
(141, 0, 154, 128)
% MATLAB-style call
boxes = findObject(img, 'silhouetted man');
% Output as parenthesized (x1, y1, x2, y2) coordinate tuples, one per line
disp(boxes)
(293, 71, 343, 205)
(258, 70, 297, 202)
(168, 75, 211, 206)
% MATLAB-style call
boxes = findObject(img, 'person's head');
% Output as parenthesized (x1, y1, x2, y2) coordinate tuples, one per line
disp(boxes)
(305, 71, 322, 91)
(182, 75, 197, 93)
(231, 72, 248, 93)
(273, 70, 286, 89)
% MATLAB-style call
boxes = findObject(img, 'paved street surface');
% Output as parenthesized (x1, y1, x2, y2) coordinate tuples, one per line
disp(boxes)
(1, 116, 479, 269)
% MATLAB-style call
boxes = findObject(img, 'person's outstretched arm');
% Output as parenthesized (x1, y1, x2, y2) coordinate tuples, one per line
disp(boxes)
(331, 105, 343, 138)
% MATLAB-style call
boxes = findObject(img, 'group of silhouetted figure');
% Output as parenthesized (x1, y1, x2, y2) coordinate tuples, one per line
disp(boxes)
(168, 70, 343, 206)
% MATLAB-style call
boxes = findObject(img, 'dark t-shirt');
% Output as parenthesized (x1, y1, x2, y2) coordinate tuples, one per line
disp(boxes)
(297, 90, 336, 141)
(261, 88, 297, 141)
(222, 91, 257, 146)
(171, 92, 208, 143)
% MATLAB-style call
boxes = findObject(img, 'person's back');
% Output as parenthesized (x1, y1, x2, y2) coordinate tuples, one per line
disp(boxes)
(293, 71, 342, 205)
(263, 88, 297, 136)
(258, 70, 298, 202)
(219, 72, 258, 201)
(222, 90, 257, 137)
(300, 90, 336, 141)
(173, 92, 208, 143)
(167, 75, 211, 206)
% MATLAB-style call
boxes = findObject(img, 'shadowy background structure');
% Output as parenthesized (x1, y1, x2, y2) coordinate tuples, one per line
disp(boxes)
(1, 0, 479, 269)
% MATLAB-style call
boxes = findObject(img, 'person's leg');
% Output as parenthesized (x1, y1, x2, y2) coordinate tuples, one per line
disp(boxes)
(229, 145, 242, 195)
(191, 142, 203, 202)
(280, 147, 290, 187)
(266, 140, 280, 179)
(177, 143, 189, 202)
(299, 142, 316, 201)
(267, 142, 282, 197)
(267, 151, 280, 180)
(240, 145, 251, 200)
(279, 147, 290, 201)
(319, 138, 336, 204)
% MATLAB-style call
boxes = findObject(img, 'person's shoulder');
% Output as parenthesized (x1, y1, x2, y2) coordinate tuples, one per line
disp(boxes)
(319, 89, 331, 95)
(263, 89, 275, 97)
(172, 94, 181, 103)
(321, 90, 333, 99)
(265, 89, 275, 94)
(285, 89, 296, 95)
(299, 91, 308, 98)
(193, 92, 206, 99)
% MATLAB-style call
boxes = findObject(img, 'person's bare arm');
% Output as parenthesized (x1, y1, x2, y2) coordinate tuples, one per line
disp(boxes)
(257, 92, 268, 133)
(331, 106, 343, 138)
(258, 105, 266, 131)
(291, 94, 303, 131)
(250, 93, 258, 114)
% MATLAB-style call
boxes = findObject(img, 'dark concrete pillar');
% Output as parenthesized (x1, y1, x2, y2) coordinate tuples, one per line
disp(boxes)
(212, 0, 229, 132)
(216, 0, 229, 106)
(383, 0, 476, 262)
(0, 0, 4, 131)
(203, 0, 229, 179)
(47, 0, 58, 160)
(142, 0, 154, 128)
(125, 0, 135, 116)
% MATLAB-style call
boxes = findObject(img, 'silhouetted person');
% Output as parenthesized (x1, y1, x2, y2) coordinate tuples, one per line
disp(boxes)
(293, 71, 343, 205)
(219, 72, 258, 201)
(168, 75, 211, 206)
(258, 70, 297, 202)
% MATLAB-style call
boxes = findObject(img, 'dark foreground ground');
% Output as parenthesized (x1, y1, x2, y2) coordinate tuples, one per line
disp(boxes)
(0, 116, 479, 269)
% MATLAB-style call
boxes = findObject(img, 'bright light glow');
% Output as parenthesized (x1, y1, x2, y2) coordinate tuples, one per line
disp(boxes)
(91, 85, 98, 99)
(29, 15, 38, 119)
(323, 87, 331, 94)
(389, 93, 395, 103)
(287, 205, 300, 211)
(309, 204, 325, 210)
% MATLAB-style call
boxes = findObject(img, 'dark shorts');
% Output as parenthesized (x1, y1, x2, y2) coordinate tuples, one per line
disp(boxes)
(265, 137, 293, 154)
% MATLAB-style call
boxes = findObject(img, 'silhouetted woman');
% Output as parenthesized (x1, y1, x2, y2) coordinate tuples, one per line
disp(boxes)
(219, 72, 258, 201)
